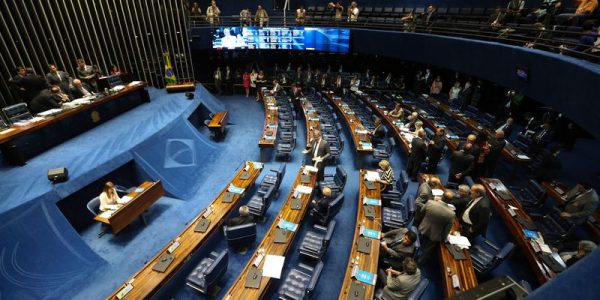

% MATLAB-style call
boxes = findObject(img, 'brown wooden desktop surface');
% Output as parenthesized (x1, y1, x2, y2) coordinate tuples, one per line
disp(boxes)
(356, 92, 412, 154)
(0, 83, 147, 145)
(224, 166, 317, 300)
(418, 174, 478, 297)
(481, 178, 555, 284)
(208, 111, 228, 129)
(106, 161, 262, 300)
(338, 169, 382, 300)
(258, 90, 278, 148)
(94, 181, 165, 234)
(300, 97, 322, 148)
(323, 91, 373, 154)
(542, 181, 600, 242)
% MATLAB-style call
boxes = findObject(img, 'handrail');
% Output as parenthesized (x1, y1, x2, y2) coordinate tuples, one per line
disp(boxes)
(189, 14, 599, 63)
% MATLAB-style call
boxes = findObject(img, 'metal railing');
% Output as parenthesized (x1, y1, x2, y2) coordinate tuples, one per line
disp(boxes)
(189, 14, 599, 63)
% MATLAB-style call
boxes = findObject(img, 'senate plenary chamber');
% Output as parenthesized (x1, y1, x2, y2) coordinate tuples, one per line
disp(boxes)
(0, 0, 599, 299)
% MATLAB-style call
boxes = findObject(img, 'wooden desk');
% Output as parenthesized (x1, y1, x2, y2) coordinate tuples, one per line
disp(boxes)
(94, 181, 165, 234)
(542, 181, 600, 242)
(338, 170, 382, 300)
(323, 91, 373, 154)
(299, 97, 322, 148)
(481, 178, 556, 284)
(107, 161, 263, 300)
(418, 174, 478, 297)
(258, 90, 278, 149)
(356, 92, 412, 154)
(224, 165, 317, 300)
(165, 81, 195, 93)
(208, 111, 228, 137)
(0, 82, 148, 164)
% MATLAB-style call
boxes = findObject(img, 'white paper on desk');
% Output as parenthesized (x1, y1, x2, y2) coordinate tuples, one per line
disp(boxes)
(295, 185, 313, 194)
(0, 128, 16, 135)
(304, 166, 318, 173)
(508, 205, 519, 210)
(129, 81, 143, 85)
(539, 243, 552, 254)
(365, 171, 380, 182)
(98, 210, 114, 219)
(517, 154, 530, 160)
(432, 189, 444, 197)
(262, 255, 286, 279)
(120, 196, 133, 203)
(37, 108, 63, 117)
(447, 234, 471, 249)
(400, 127, 411, 133)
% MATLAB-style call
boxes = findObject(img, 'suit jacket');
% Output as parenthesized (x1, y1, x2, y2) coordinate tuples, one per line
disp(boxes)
(415, 182, 433, 206)
(409, 137, 427, 163)
(449, 150, 475, 178)
(313, 195, 333, 214)
(228, 214, 254, 226)
(383, 269, 421, 300)
(29, 89, 62, 113)
(457, 141, 481, 159)
(485, 137, 506, 166)
(69, 83, 94, 99)
(46, 71, 70, 90)
(461, 196, 491, 238)
(496, 122, 514, 138)
(417, 200, 455, 242)
(382, 228, 415, 259)
(534, 152, 562, 182)
(371, 125, 386, 140)
(426, 135, 445, 162)
(564, 188, 599, 225)
(308, 138, 331, 169)
(77, 65, 96, 81)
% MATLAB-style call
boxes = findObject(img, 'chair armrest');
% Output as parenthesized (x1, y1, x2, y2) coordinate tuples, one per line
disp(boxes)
(483, 239, 500, 252)
(307, 261, 324, 292)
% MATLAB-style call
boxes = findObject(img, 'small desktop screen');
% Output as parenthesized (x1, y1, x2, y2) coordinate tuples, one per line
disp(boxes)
(212, 27, 350, 53)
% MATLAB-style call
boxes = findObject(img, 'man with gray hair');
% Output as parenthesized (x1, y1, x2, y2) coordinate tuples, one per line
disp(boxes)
(406, 129, 428, 180)
(452, 184, 471, 216)
(228, 205, 254, 226)
(559, 240, 597, 267)
(415, 176, 442, 208)
(460, 184, 491, 239)
(381, 257, 421, 300)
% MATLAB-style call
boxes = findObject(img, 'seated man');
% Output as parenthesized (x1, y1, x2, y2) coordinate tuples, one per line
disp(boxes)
(69, 79, 94, 99)
(380, 228, 417, 267)
(228, 205, 254, 226)
(380, 257, 421, 300)
(559, 181, 599, 225)
(29, 85, 65, 114)
(369, 118, 386, 148)
(311, 186, 334, 215)
(558, 240, 597, 267)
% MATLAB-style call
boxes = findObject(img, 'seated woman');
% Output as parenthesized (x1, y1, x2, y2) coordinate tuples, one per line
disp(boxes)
(377, 160, 395, 191)
(99, 181, 125, 212)
(413, 120, 424, 136)
(389, 103, 404, 120)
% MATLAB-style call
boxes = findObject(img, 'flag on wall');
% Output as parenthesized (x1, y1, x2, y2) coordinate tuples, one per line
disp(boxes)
(164, 52, 176, 84)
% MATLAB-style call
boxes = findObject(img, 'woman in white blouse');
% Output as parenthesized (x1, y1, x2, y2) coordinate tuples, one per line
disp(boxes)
(99, 181, 125, 212)
(449, 81, 462, 103)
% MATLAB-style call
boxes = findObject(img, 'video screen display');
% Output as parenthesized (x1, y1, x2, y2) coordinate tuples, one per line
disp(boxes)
(212, 27, 350, 53)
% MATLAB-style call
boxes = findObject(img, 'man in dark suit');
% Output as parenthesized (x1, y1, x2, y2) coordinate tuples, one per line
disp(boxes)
(8, 66, 28, 102)
(423, 5, 438, 26)
(495, 117, 514, 138)
(457, 134, 481, 159)
(29, 86, 63, 114)
(415, 190, 456, 262)
(534, 144, 562, 182)
(380, 228, 417, 267)
(311, 186, 334, 215)
(302, 129, 331, 180)
(484, 130, 507, 176)
(404, 112, 419, 131)
(228, 205, 254, 226)
(415, 176, 442, 208)
(46, 64, 70, 92)
(426, 127, 446, 173)
(406, 130, 427, 180)
(69, 79, 94, 99)
(452, 184, 471, 217)
(369, 118, 386, 148)
(560, 181, 599, 225)
(532, 122, 554, 153)
(449, 145, 475, 184)
(76, 58, 97, 91)
(460, 184, 491, 239)
(20, 68, 49, 103)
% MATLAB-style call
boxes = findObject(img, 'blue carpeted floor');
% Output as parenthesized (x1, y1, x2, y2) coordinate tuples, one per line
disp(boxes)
(2, 88, 599, 299)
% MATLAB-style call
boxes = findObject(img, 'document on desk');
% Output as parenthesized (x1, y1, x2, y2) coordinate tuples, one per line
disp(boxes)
(295, 185, 313, 195)
(98, 210, 114, 219)
(120, 196, 133, 203)
(262, 255, 285, 279)
(517, 154, 530, 160)
(228, 184, 245, 194)
(364, 171, 380, 182)
(252, 162, 264, 169)
(304, 166, 318, 173)
(359, 142, 373, 150)
(447, 234, 471, 249)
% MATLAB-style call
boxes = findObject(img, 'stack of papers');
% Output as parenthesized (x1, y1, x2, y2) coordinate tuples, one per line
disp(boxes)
(447, 234, 471, 249)
(360, 142, 373, 150)
(304, 166, 318, 173)
(517, 154, 530, 160)
(295, 185, 313, 194)
(365, 171, 380, 182)
(38, 109, 63, 117)
(120, 196, 133, 203)
(262, 255, 285, 279)
(129, 81, 143, 85)
(354, 128, 368, 134)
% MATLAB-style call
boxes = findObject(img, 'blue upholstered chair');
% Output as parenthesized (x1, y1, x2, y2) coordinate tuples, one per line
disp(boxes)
(469, 236, 515, 274)
(248, 184, 275, 220)
(299, 221, 336, 261)
(186, 249, 228, 294)
(381, 170, 410, 204)
(86, 196, 107, 237)
(2, 103, 33, 124)
(258, 163, 286, 197)
(310, 193, 344, 226)
(382, 195, 416, 230)
(319, 165, 347, 194)
(509, 179, 547, 211)
(532, 207, 576, 245)
(278, 261, 324, 300)
(223, 222, 257, 249)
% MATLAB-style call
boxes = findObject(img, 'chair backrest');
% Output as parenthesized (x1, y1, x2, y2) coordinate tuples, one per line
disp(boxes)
(424, 127, 434, 139)
(87, 196, 101, 216)
(224, 223, 257, 247)
(277, 163, 287, 182)
(406, 195, 416, 219)
(398, 170, 409, 195)
(495, 242, 515, 261)
(526, 179, 546, 201)
(2, 103, 33, 123)
(326, 194, 345, 221)
(205, 249, 229, 285)
(407, 278, 429, 300)
(334, 165, 347, 189)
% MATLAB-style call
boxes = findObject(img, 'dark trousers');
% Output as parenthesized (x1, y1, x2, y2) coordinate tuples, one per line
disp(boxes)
(426, 158, 439, 173)
(406, 157, 423, 179)
(417, 234, 438, 264)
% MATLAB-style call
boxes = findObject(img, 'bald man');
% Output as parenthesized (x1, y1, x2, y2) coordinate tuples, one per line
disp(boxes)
(228, 205, 254, 226)
(416, 176, 442, 208)
(312, 186, 334, 215)
(458, 134, 481, 158)
(69, 79, 94, 99)
(484, 130, 507, 176)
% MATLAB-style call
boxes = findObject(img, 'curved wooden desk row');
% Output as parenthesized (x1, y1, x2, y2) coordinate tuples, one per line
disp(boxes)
(481, 178, 556, 284)
(0, 82, 147, 144)
(107, 161, 263, 300)
(355, 91, 414, 155)
(424, 96, 531, 164)
(419, 174, 478, 298)
(542, 181, 600, 241)
(258, 89, 279, 148)
(323, 91, 373, 154)
(94, 181, 165, 235)
(224, 165, 318, 300)
(299, 97, 322, 148)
